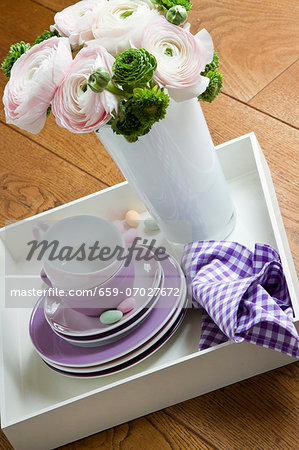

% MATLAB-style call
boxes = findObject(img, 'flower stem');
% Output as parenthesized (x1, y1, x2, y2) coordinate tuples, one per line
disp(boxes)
(105, 83, 130, 99)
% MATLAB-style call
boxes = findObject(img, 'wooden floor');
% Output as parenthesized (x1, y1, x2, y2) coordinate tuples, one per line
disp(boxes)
(0, 0, 298, 448)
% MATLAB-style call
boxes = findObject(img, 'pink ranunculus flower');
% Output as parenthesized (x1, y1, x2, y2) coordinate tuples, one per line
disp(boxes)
(2, 37, 72, 134)
(134, 17, 214, 102)
(52, 44, 118, 134)
(51, 0, 101, 48)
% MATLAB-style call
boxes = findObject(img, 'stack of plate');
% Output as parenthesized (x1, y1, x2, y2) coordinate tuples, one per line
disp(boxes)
(29, 248, 188, 378)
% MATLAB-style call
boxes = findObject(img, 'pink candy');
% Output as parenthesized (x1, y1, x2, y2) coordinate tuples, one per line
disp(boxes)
(117, 297, 136, 314)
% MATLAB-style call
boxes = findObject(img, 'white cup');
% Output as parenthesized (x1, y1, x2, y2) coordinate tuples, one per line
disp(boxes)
(40, 215, 125, 291)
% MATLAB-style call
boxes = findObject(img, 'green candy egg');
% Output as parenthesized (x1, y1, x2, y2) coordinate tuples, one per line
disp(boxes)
(144, 217, 160, 231)
(100, 309, 123, 325)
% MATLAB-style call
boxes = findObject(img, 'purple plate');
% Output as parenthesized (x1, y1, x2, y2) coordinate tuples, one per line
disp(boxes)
(30, 255, 186, 367)
(44, 308, 187, 378)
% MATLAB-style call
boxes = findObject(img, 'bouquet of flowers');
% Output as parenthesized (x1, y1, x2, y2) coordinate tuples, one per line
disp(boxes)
(2, 0, 223, 142)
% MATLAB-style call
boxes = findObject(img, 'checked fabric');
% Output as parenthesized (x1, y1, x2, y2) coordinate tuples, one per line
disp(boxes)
(182, 241, 299, 358)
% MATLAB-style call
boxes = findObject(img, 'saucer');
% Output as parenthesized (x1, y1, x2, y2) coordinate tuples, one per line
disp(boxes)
(44, 247, 162, 338)
(30, 254, 186, 367)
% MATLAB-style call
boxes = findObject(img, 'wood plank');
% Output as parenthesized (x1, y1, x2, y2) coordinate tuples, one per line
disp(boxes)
(0, 122, 106, 226)
(0, 0, 55, 54)
(164, 362, 299, 450)
(201, 94, 299, 273)
(33, 0, 74, 12)
(190, 0, 299, 102)
(249, 60, 299, 129)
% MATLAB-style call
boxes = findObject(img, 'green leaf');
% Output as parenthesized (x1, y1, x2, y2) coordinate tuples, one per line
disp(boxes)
(1, 41, 31, 78)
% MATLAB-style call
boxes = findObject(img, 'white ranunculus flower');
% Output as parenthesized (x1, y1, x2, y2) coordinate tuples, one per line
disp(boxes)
(134, 17, 214, 102)
(91, 0, 160, 56)
(51, 0, 102, 48)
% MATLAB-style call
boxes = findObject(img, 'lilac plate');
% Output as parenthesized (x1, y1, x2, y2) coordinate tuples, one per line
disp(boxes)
(44, 309, 187, 378)
(30, 255, 186, 367)
(44, 248, 162, 337)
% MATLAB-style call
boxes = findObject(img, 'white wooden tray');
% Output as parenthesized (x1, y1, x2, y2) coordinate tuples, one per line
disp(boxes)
(0, 133, 298, 449)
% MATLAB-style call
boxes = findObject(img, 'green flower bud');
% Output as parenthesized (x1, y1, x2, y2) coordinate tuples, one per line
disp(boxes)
(88, 68, 111, 93)
(127, 86, 170, 125)
(108, 85, 170, 142)
(166, 5, 187, 25)
(198, 70, 223, 103)
(112, 48, 157, 92)
(109, 99, 152, 142)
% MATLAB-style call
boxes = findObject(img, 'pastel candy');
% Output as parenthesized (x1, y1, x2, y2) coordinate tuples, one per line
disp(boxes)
(144, 217, 160, 231)
(125, 210, 140, 228)
(100, 309, 123, 325)
(117, 297, 136, 314)
(112, 220, 125, 234)
(123, 227, 138, 244)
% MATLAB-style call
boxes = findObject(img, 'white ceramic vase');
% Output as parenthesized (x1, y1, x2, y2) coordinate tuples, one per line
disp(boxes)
(97, 98, 235, 244)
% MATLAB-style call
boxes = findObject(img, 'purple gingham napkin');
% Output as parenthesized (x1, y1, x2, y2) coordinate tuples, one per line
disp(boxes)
(182, 241, 299, 358)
